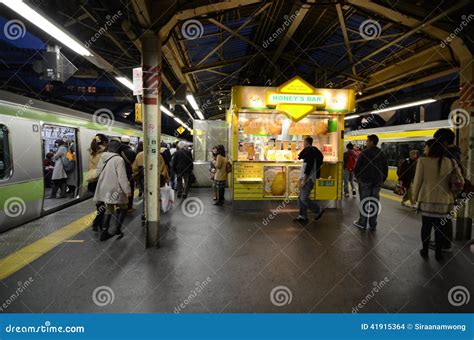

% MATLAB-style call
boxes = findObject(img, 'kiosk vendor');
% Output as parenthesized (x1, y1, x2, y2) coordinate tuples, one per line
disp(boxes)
(227, 76, 355, 207)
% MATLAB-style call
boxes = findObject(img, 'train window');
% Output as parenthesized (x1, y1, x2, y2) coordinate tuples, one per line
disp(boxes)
(380, 142, 397, 167)
(0, 124, 12, 179)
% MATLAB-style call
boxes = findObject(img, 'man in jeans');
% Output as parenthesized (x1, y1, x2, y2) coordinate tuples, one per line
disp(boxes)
(353, 134, 388, 231)
(294, 137, 325, 224)
(343, 143, 357, 197)
(172, 142, 194, 199)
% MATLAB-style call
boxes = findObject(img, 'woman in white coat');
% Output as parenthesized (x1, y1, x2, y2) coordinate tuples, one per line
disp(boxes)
(94, 139, 131, 241)
(49, 139, 68, 198)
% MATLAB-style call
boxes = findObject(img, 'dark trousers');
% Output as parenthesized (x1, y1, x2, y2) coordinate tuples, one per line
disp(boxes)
(177, 173, 190, 196)
(51, 179, 67, 197)
(421, 215, 446, 256)
(93, 201, 106, 229)
(442, 218, 453, 249)
(357, 182, 381, 229)
(298, 180, 320, 219)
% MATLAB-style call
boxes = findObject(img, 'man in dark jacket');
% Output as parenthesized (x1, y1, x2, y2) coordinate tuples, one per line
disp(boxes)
(353, 134, 388, 231)
(120, 136, 137, 210)
(172, 142, 194, 199)
(294, 136, 324, 223)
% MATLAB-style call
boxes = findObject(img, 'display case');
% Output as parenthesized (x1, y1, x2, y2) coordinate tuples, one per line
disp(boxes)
(228, 76, 355, 205)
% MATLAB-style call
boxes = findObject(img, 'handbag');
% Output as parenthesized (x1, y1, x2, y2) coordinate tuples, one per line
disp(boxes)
(393, 183, 406, 196)
(448, 159, 464, 196)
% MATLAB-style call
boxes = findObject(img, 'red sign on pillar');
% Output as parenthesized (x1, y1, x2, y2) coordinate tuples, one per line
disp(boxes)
(143, 65, 161, 105)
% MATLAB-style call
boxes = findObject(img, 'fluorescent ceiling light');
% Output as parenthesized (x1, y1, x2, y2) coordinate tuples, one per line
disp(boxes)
(186, 94, 205, 120)
(1, 0, 92, 56)
(116, 77, 134, 90)
(371, 99, 436, 114)
(160, 105, 174, 117)
(181, 104, 194, 121)
(344, 115, 360, 120)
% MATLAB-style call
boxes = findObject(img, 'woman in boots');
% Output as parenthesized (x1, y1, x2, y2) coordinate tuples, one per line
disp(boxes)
(213, 145, 228, 206)
(87, 134, 108, 232)
(94, 139, 131, 241)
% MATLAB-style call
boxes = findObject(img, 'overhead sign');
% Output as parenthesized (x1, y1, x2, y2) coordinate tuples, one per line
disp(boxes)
(176, 126, 185, 135)
(267, 76, 323, 121)
(135, 103, 142, 124)
(133, 67, 143, 96)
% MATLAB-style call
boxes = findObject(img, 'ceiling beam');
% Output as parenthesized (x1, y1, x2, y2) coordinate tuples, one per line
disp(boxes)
(347, 0, 471, 61)
(335, 3, 355, 74)
(182, 54, 259, 74)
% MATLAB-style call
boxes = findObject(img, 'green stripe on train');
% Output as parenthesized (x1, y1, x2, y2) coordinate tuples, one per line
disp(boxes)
(0, 102, 143, 137)
(0, 180, 44, 207)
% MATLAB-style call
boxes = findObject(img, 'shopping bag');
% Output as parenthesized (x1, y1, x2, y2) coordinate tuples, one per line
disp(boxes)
(161, 184, 175, 213)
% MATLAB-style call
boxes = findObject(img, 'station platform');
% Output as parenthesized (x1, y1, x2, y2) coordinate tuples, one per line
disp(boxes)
(0, 189, 472, 313)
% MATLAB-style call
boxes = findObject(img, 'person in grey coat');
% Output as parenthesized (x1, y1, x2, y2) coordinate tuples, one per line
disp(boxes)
(94, 140, 131, 241)
(49, 139, 68, 198)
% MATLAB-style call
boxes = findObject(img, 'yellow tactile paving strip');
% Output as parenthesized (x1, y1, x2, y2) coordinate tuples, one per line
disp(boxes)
(0, 212, 96, 280)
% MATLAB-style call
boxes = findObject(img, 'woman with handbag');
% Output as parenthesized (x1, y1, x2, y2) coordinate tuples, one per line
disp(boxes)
(86, 134, 108, 231)
(412, 139, 464, 261)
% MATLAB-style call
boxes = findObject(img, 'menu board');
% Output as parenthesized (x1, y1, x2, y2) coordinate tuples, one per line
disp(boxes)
(263, 166, 286, 197)
(288, 120, 328, 135)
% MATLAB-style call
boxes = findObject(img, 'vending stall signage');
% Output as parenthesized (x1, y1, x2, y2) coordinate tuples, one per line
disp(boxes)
(228, 76, 355, 206)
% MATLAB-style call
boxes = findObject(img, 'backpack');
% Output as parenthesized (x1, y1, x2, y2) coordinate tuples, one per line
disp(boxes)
(346, 151, 356, 172)
(226, 161, 232, 173)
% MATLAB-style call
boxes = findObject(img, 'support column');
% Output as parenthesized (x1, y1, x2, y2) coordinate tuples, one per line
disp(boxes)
(141, 31, 162, 248)
(457, 57, 473, 241)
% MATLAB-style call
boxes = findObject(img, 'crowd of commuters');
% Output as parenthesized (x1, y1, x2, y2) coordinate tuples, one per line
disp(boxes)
(338, 128, 467, 261)
(46, 139, 77, 199)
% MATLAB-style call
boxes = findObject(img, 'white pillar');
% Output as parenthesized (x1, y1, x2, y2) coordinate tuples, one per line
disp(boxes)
(141, 31, 162, 247)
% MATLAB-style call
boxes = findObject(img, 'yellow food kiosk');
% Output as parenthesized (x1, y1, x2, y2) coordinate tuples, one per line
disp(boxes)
(227, 76, 355, 208)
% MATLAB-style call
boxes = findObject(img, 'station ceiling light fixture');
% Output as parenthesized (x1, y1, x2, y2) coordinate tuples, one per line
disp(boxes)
(370, 98, 436, 114)
(115, 77, 134, 90)
(161, 105, 192, 131)
(186, 94, 205, 120)
(0, 0, 92, 57)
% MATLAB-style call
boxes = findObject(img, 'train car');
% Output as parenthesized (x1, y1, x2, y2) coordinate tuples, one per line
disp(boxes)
(344, 120, 451, 188)
(0, 91, 149, 232)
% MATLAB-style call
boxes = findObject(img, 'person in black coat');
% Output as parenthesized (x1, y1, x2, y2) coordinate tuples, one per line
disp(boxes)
(120, 136, 137, 210)
(353, 134, 388, 231)
(172, 142, 194, 199)
(397, 150, 419, 207)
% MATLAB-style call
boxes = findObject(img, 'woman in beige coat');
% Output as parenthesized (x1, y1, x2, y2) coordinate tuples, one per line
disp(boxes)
(87, 134, 108, 231)
(213, 145, 228, 206)
(412, 139, 463, 261)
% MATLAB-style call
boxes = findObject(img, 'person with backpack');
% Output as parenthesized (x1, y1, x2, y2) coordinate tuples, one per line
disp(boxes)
(353, 134, 388, 231)
(120, 136, 137, 210)
(293, 136, 325, 223)
(94, 140, 131, 241)
(66, 141, 78, 197)
(212, 144, 229, 206)
(343, 143, 357, 197)
(397, 150, 419, 207)
(412, 139, 463, 261)
(49, 139, 68, 199)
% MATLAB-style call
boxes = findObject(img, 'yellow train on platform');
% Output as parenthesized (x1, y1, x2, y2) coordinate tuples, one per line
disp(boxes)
(344, 120, 451, 188)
